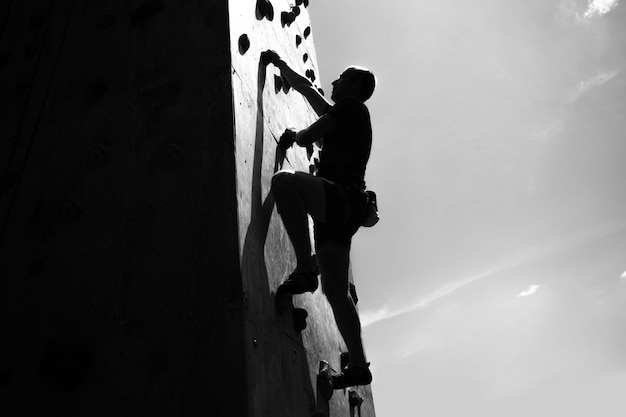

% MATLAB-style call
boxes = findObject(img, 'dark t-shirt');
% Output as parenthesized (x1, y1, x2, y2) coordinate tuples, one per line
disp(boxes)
(317, 96, 372, 189)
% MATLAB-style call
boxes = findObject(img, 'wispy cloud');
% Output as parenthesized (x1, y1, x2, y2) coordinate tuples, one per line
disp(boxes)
(568, 70, 619, 102)
(584, 0, 620, 18)
(518, 285, 541, 297)
(362, 221, 626, 327)
(556, 0, 620, 23)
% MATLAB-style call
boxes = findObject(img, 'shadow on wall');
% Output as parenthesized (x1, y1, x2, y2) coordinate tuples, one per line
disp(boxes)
(239, 57, 318, 414)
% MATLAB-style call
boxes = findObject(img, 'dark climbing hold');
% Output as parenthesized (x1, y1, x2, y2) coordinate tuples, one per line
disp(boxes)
(292, 308, 308, 332)
(303, 53, 309, 63)
(304, 0, 309, 7)
(130, 0, 165, 26)
(349, 391, 364, 413)
(317, 87, 324, 96)
(295, 34, 302, 47)
(238, 34, 250, 55)
(274, 75, 284, 94)
(59, 200, 81, 224)
(296, 0, 304, 6)
(96, 14, 118, 30)
(303, 26, 311, 38)
(305, 69, 316, 82)
(86, 144, 110, 169)
(160, 144, 183, 169)
(256, 0, 274, 21)
(281, 11, 296, 27)
(292, 6, 301, 16)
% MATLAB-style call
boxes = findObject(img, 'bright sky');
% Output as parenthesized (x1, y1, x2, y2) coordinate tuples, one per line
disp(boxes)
(308, 1, 626, 416)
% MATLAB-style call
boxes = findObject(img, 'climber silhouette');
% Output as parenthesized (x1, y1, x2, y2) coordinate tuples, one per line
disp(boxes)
(263, 50, 376, 389)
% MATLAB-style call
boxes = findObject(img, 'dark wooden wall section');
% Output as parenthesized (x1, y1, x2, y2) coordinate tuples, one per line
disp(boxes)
(0, 1, 246, 415)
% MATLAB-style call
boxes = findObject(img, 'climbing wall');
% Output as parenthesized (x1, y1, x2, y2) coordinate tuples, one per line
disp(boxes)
(0, 0, 247, 415)
(229, 1, 375, 416)
(0, 0, 375, 415)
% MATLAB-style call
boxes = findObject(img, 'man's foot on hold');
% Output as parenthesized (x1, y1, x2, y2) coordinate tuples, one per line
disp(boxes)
(331, 363, 372, 390)
(276, 268, 318, 298)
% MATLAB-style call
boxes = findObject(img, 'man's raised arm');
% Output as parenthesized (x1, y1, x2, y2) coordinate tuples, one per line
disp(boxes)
(262, 50, 331, 117)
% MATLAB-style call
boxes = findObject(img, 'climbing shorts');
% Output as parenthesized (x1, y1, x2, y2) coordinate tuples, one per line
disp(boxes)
(314, 180, 368, 250)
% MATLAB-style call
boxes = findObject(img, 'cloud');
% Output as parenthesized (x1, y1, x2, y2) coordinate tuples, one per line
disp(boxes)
(584, 0, 620, 18)
(361, 220, 626, 327)
(568, 70, 619, 102)
(518, 285, 541, 297)
(621, 271, 626, 279)
(556, 0, 620, 23)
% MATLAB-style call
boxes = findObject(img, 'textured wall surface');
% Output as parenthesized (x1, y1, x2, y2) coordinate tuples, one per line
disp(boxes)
(229, 1, 375, 416)
(0, 1, 246, 415)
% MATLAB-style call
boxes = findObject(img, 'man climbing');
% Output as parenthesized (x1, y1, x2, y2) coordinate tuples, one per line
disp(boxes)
(263, 50, 376, 389)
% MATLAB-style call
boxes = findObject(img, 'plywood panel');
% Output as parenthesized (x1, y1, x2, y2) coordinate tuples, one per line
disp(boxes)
(229, 1, 375, 416)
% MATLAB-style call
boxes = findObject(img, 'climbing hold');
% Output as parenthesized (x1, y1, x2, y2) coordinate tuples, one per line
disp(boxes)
(59, 200, 81, 224)
(303, 53, 309, 63)
(96, 14, 117, 30)
(281, 11, 296, 27)
(317, 87, 324, 96)
(252, 339, 258, 347)
(292, 308, 308, 332)
(256, 0, 274, 21)
(305, 69, 316, 82)
(295, 34, 302, 47)
(274, 75, 284, 94)
(86, 144, 110, 169)
(130, 0, 165, 26)
(304, 0, 309, 7)
(295, 0, 304, 5)
(238, 34, 250, 55)
(303, 26, 311, 38)
(317, 361, 334, 401)
(349, 391, 364, 416)
(160, 144, 183, 169)
(292, 6, 301, 16)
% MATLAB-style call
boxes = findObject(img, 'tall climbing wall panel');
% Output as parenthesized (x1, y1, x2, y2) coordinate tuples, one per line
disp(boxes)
(229, 1, 375, 416)
(0, 0, 375, 415)
(0, 0, 246, 415)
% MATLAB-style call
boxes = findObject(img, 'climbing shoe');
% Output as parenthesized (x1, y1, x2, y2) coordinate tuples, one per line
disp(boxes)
(331, 363, 372, 390)
(276, 269, 318, 298)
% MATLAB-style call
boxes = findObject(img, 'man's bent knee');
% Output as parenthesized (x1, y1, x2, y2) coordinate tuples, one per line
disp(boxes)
(271, 170, 296, 194)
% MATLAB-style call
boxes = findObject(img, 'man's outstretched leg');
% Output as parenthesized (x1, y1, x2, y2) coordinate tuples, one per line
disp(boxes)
(317, 241, 372, 388)
(272, 170, 326, 294)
